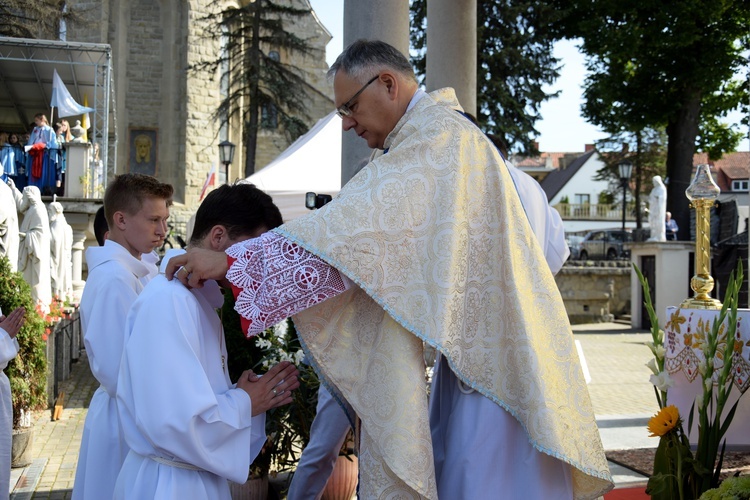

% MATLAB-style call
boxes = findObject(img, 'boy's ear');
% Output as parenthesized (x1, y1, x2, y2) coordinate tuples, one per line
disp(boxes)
(208, 225, 228, 251)
(112, 210, 127, 231)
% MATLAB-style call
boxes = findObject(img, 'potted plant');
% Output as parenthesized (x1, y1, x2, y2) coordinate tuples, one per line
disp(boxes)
(222, 291, 319, 499)
(321, 428, 358, 500)
(0, 255, 48, 467)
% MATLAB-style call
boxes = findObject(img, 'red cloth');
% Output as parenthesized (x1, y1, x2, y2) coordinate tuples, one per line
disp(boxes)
(28, 142, 46, 178)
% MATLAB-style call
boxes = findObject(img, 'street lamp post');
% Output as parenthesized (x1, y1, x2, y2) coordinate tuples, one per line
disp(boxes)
(218, 140, 236, 184)
(618, 160, 633, 233)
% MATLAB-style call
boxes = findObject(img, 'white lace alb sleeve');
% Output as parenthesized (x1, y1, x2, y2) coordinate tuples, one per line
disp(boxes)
(226, 232, 351, 336)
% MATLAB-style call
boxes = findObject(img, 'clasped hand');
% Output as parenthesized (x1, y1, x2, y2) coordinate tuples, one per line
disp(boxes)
(237, 361, 300, 416)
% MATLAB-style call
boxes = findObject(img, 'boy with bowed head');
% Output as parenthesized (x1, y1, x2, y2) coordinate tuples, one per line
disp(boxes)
(72, 173, 173, 500)
(114, 183, 299, 499)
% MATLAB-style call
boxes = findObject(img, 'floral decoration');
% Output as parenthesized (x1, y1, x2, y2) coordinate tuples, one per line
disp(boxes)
(635, 262, 748, 499)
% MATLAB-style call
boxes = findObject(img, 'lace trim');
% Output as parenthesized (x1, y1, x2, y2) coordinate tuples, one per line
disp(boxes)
(226, 232, 349, 336)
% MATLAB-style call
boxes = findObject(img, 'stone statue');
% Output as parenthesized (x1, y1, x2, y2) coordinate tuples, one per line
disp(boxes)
(647, 175, 667, 242)
(70, 120, 86, 143)
(48, 202, 73, 301)
(0, 180, 20, 271)
(9, 182, 52, 310)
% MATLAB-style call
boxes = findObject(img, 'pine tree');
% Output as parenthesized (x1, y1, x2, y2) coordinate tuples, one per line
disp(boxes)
(196, 0, 319, 176)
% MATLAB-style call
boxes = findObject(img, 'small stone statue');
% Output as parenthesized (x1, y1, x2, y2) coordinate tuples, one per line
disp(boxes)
(48, 202, 73, 301)
(647, 176, 667, 242)
(8, 182, 52, 309)
(0, 180, 20, 271)
(70, 120, 86, 143)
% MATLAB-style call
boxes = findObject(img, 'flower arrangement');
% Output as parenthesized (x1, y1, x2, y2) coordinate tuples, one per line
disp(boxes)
(0, 256, 48, 429)
(635, 262, 747, 499)
(221, 291, 320, 480)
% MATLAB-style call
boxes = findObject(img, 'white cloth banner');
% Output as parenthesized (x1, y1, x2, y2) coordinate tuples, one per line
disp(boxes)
(51, 69, 94, 118)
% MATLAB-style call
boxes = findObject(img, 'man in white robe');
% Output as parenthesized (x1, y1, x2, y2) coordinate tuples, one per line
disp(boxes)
(168, 40, 613, 499)
(0, 306, 23, 500)
(0, 181, 19, 273)
(8, 183, 50, 309)
(72, 173, 173, 500)
(115, 183, 299, 500)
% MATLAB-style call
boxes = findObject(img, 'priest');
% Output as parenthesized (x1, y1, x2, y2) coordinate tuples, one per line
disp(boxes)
(168, 39, 613, 499)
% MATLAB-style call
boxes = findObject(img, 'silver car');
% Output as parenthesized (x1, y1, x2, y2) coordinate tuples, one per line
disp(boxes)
(578, 229, 633, 260)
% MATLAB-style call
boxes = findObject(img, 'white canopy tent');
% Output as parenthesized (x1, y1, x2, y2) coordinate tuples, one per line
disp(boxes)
(246, 111, 343, 222)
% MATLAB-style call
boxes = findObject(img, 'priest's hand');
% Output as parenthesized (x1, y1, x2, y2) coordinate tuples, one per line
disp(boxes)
(237, 361, 300, 416)
(165, 247, 229, 289)
(0, 307, 25, 339)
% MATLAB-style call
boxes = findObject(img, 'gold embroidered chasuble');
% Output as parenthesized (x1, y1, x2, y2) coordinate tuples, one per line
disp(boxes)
(275, 88, 613, 499)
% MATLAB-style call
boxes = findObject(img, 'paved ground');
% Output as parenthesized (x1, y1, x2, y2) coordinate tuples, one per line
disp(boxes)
(9, 322, 658, 498)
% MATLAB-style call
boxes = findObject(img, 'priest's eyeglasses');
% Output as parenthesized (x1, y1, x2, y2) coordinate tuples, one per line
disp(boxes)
(336, 75, 379, 118)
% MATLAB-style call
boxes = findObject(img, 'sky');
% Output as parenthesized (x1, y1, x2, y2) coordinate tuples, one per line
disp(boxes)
(308, 0, 749, 153)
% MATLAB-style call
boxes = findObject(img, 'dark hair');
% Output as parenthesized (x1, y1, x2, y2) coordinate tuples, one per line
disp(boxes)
(328, 39, 416, 84)
(190, 183, 283, 244)
(103, 173, 174, 228)
(94, 206, 108, 246)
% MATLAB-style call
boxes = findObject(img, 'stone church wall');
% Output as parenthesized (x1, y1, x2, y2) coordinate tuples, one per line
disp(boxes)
(65, 0, 334, 237)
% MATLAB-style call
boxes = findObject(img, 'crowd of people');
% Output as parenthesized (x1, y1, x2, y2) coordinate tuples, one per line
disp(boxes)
(4, 39, 615, 500)
(0, 113, 71, 197)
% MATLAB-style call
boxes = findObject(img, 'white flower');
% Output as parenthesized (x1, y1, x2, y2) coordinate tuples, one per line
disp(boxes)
(255, 338, 273, 350)
(650, 371, 675, 392)
(645, 341, 656, 354)
(657, 329, 665, 344)
(698, 360, 707, 377)
(695, 393, 703, 409)
(646, 358, 660, 375)
(294, 350, 306, 364)
(274, 320, 289, 338)
(704, 378, 713, 393)
(654, 344, 666, 360)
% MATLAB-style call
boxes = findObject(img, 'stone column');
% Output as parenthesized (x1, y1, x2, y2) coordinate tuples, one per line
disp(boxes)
(426, 0, 477, 116)
(341, 0, 410, 185)
(69, 228, 87, 302)
(64, 142, 92, 198)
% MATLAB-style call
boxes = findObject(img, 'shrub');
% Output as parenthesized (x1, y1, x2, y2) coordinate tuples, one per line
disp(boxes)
(0, 255, 48, 428)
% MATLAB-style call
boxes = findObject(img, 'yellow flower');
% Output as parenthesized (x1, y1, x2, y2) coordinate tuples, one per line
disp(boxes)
(647, 405, 680, 437)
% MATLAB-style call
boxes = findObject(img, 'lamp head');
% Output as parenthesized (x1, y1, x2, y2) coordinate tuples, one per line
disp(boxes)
(618, 160, 633, 181)
(218, 140, 236, 166)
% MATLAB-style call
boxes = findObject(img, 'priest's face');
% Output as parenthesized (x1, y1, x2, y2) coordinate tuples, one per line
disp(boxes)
(333, 71, 398, 150)
(119, 196, 169, 257)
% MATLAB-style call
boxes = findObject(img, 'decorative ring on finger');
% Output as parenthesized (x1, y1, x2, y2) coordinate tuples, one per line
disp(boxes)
(272, 388, 277, 396)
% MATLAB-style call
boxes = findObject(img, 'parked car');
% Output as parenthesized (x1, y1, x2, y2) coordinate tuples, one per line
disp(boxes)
(578, 229, 633, 260)
(565, 235, 584, 261)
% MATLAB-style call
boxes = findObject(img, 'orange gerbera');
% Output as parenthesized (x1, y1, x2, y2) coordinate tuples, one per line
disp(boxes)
(648, 405, 681, 437)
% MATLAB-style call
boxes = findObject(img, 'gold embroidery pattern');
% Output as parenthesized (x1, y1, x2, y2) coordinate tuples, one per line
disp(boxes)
(280, 89, 612, 499)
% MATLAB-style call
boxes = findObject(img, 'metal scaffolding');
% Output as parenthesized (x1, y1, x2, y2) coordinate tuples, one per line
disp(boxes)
(0, 36, 116, 189)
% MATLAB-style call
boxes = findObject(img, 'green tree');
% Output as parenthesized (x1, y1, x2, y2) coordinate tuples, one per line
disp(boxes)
(410, 0, 561, 154)
(197, 0, 319, 177)
(553, 0, 750, 239)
